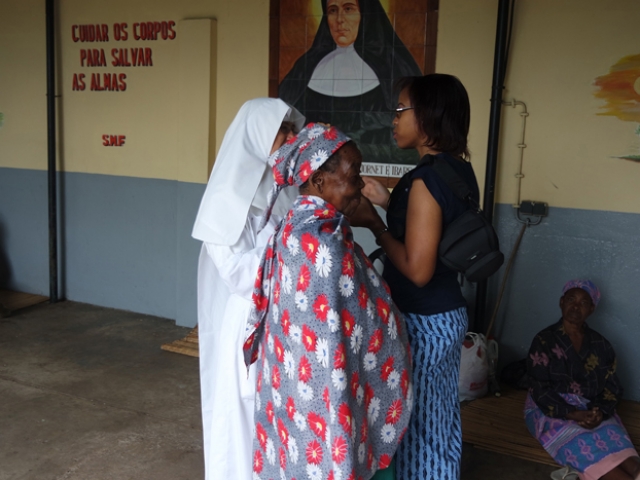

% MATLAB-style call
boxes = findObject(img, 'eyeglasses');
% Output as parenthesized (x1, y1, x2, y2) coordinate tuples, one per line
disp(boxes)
(394, 106, 414, 117)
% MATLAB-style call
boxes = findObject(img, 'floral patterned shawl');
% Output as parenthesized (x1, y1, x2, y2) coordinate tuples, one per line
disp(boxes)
(243, 164, 413, 479)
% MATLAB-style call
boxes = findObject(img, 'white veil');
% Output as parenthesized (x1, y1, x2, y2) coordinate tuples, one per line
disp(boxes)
(192, 98, 305, 245)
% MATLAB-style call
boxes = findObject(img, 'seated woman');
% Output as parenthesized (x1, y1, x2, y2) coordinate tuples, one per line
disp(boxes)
(243, 123, 413, 480)
(525, 280, 640, 480)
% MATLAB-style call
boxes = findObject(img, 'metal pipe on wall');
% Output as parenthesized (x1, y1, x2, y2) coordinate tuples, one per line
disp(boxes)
(46, 0, 59, 302)
(473, 0, 512, 332)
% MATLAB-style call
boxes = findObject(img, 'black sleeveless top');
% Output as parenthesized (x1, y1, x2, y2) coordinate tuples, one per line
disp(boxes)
(382, 152, 480, 315)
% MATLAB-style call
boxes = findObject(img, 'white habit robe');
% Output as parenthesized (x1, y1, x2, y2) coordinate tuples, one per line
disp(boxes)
(197, 213, 278, 480)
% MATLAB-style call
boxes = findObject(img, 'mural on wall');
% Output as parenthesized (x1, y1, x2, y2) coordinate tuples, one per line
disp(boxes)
(271, 0, 438, 183)
(69, 21, 177, 148)
(594, 53, 640, 162)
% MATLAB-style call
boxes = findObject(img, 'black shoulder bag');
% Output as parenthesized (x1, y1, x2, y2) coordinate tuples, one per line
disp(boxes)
(425, 155, 504, 282)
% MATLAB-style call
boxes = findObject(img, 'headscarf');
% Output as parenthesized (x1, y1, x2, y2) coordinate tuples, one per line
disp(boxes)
(278, 0, 422, 111)
(562, 279, 601, 307)
(258, 122, 350, 231)
(191, 98, 305, 245)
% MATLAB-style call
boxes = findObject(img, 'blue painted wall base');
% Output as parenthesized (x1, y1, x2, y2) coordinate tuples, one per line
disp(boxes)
(2, 168, 639, 400)
(0, 168, 204, 327)
(489, 203, 640, 400)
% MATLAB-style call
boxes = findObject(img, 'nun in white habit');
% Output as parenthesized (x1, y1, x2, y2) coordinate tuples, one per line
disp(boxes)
(191, 98, 304, 480)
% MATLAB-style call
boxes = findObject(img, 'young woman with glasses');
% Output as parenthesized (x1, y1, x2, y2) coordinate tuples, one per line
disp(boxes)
(352, 74, 480, 480)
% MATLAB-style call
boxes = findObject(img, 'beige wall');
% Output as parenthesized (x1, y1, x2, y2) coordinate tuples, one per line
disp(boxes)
(3, 0, 639, 210)
(438, 0, 640, 214)
(437, 0, 496, 203)
(0, 0, 48, 172)
(0, 0, 270, 183)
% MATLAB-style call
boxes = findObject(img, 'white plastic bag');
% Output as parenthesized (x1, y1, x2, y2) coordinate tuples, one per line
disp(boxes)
(458, 332, 489, 401)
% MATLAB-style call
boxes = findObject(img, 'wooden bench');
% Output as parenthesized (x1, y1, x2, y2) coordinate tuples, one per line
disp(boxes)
(0, 289, 48, 317)
(461, 386, 640, 466)
(161, 326, 199, 357)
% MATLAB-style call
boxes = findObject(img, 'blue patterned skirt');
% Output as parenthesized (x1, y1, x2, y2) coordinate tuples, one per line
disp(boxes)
(525, 393, 639, 479)
(395, 307, 468, 480)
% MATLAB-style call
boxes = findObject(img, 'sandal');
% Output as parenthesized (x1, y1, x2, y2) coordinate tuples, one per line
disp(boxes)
(550, 466, 580, 480)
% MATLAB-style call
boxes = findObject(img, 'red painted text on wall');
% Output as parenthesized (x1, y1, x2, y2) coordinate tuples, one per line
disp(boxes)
(72, 22, 176, 42)
(102, 135, 126, 147)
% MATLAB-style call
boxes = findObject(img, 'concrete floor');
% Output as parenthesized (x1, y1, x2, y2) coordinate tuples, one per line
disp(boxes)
(0, 301, 557, 480)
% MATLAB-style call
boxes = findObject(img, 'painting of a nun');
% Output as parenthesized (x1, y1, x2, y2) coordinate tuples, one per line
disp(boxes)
(278, 0, 426, 167)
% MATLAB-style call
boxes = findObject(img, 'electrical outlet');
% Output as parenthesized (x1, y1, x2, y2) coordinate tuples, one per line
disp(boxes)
(519, 200, 548, 217)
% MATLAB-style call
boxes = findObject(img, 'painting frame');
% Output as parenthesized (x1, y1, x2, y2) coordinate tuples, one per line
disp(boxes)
(269, 0, 440, 187)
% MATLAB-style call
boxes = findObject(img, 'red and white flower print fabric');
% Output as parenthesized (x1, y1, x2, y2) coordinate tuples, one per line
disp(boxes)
(245, 195, 413, 480)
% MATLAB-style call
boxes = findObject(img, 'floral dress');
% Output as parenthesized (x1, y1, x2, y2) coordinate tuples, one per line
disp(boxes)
(244, 195, 413, 480)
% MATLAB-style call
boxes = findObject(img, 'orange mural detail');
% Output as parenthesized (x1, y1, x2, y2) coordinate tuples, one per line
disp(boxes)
(594, 54, 640, 162)
(594, 54, 640, 123)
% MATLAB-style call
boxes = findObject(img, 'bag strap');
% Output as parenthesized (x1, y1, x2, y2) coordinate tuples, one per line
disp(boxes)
(421, 154, 480, 211)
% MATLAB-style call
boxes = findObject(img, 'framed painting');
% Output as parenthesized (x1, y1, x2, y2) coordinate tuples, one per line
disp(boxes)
(269, 0, 439, 186)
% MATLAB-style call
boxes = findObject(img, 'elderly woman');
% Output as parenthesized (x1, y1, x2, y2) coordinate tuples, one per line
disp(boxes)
(243, 123, 413, 480)
(191, 98, 304, 480)
(525, 280, 640, 480)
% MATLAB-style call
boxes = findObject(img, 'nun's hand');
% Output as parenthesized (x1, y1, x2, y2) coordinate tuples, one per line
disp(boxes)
(362, 176, 390, 210)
